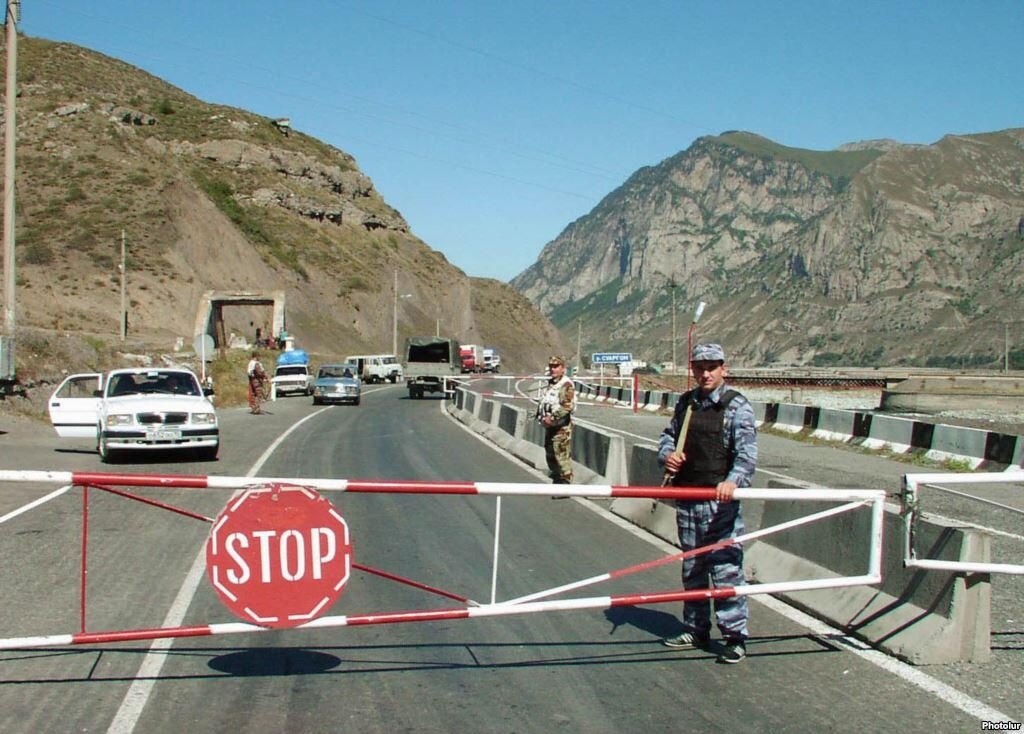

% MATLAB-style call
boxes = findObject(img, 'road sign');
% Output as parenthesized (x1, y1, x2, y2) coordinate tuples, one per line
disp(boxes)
(206, 484, 352, 628)
(193, 333, 215, 362)
(591, 352, 632, 364)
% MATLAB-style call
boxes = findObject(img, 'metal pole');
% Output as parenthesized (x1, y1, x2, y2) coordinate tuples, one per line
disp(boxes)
(575, 318, 582, 374)
(671, 285, 677, 374)
(119, 230, 126, 341)
(1005, 322, 1010, 374)
(3, 1, 19, 336)
(391, 269, 397, 356)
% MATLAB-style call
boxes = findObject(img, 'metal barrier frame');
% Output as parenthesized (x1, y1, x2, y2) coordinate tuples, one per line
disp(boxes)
(0, 470, 886, 650)
(902, 470, 1024, 575)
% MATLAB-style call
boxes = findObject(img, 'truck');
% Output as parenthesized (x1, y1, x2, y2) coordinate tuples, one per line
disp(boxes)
(482, 347, 501, 373)
(271, 349, 312, 397)
(459, 344, 484, 373)
(403, 336, 463, 399)
(344, 353, 403, 383)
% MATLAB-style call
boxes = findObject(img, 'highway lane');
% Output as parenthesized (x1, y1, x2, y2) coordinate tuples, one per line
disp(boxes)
(0, 384, 1014, 732)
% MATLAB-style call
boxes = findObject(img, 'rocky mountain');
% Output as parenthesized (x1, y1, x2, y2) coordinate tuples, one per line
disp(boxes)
(513, 130, 1024, 369)
(3, 36, 568, 374)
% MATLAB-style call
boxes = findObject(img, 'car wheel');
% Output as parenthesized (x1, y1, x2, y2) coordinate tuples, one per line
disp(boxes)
(313, 397, 321, 405)
(98, 432, 121, 464)
(196, 445, 219, 462)
(354, 396, 361, 406)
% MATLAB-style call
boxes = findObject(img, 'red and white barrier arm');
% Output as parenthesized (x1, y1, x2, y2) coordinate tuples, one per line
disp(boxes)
(0, 470, 884, 503)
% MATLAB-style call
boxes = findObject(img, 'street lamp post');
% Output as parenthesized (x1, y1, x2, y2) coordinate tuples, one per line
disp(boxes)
(391, 270, 412, 356)
(685, 301, 707, 390)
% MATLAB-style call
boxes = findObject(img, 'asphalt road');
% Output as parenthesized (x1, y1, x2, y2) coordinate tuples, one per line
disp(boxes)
(0, 382, 1019, 732)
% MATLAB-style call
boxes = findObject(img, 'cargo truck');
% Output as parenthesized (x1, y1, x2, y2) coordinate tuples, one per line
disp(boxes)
(459, 344, 484, 373)
(404, 336, 463, 398)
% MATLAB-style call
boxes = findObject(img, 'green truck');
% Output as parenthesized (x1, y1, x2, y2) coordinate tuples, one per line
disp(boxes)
(403, 336, 463, 399)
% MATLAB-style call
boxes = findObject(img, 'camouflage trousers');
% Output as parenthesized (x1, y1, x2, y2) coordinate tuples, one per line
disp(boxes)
(675, 499, 749, 639)
(544, 424, 574, 484)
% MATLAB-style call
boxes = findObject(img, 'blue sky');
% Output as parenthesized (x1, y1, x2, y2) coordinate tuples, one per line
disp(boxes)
(23, 1, 1024, 282)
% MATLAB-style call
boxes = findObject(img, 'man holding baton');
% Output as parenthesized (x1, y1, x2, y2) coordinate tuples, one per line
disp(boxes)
(657, 343, 757, 664)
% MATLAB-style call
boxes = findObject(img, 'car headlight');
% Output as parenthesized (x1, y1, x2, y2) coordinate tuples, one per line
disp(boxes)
(191, 412, 217, 425)
(105, 414, 133, 427)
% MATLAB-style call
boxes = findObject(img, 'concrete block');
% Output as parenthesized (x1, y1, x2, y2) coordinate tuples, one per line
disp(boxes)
(774, 403, 809, 434)
(863, 413, 914, 453)
(478, 398, 494, 425)
(812, 407, 856, 442)
(498, 402, 520, 437)
(572, 423, 628, 485)
(746, 480, 992, 664)
(925, 424, 989, 469)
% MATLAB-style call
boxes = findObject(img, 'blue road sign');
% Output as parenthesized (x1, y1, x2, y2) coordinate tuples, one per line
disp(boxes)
(591, 352, 632, 364)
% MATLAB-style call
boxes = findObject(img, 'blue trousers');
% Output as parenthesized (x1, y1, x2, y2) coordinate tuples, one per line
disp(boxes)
(675, 500, 749, 640)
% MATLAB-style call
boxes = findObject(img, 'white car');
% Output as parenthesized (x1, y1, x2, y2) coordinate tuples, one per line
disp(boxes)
(48, 367, 219, 463)
(271, 363, 312, 397)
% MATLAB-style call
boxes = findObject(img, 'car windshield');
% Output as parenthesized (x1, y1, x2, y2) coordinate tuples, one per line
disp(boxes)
(108, 371, 200, 397)
(277, 366, 308, 376)
(319, 365, 355, 379)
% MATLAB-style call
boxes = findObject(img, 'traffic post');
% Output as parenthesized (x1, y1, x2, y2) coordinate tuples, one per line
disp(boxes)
(206, 483, 353, 628)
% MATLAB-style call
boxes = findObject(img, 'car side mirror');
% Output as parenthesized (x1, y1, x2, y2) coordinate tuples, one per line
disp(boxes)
(93, 389, 103, 398)
(203, 387, 215, 397)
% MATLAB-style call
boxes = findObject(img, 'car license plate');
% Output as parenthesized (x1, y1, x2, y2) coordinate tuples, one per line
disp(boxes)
(151, 429, 182, 440)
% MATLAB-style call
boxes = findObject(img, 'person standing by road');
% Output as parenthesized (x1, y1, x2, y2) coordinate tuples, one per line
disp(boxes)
(247, 351, 268, 415)
(658, 343, 757, 664)
(536, 355, 576, 485)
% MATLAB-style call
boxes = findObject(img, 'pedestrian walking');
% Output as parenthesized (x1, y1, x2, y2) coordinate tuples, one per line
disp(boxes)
(247, 352, 268, 414)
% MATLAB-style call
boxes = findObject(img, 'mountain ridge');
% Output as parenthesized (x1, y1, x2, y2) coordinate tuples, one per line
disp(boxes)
(512, 128, 1024, 369)
(5, 36, 570, 375)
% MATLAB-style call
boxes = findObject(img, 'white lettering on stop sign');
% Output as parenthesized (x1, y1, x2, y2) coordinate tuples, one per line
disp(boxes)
(224, 527, 338, 584)
(206, 484, 353, 628)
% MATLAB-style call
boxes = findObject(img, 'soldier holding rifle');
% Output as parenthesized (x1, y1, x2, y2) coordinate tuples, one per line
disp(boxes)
(657, 343, 757, 664)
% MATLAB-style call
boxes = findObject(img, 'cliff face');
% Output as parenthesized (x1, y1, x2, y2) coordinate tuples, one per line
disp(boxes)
(6, 37, 568, 373)
(513, 131, 1024, 368)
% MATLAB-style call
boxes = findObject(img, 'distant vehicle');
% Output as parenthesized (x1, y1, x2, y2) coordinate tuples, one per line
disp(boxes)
(482, 347, 501, 373)
(47, 367, 219, 463)
(344, 354, 403, 384)
(404, 336, 463, 398)
(311, 363, 361, 405)
(272, 349, 312, 397)
(459, 344, 484, 373)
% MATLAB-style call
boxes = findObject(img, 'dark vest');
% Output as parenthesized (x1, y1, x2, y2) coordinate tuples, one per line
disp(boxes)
(673, 389, 739, 488)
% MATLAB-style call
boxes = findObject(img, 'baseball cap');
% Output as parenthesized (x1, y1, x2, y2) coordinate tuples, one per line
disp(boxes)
(691, 343, 725, 362)
(548, 355, 566, 367)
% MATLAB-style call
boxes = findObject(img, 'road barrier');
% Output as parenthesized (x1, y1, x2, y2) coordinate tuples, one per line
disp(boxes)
(0, 469, 883, 653)
(450, 387, 1000, 664)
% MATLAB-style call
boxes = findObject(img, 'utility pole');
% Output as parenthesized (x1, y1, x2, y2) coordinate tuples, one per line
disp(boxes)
(3, 1, 19, 336)
(669, 282, 678, 374)
(575, 317, 582, 374)
(119, 230, 127, 341)
(392, 270, 398, 356)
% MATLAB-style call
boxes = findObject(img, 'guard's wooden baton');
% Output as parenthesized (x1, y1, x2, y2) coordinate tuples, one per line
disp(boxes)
(661, 399, 693, 487)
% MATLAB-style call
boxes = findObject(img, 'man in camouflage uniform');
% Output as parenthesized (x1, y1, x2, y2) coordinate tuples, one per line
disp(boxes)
(657, 343, 757, 664)
(537, 355, 576, 485)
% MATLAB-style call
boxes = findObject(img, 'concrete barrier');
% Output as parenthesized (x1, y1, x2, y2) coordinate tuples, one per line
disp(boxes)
(861, 413, 915, 453)
(572, 423, 628, 485)
(616, 448, 994, 665)
(774, 403, 813, 434)
(812, 407, 857, 442)
(746, 480, 992, 665)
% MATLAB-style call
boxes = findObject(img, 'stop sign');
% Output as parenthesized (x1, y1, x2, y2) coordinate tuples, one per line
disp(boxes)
(206, 483, 353, 628)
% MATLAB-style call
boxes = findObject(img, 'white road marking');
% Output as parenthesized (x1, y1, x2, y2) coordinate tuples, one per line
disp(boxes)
(107, 407, 330, 734)
(0, 485, 72, 525)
